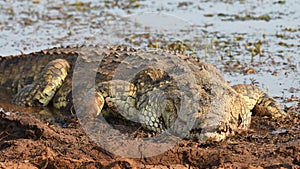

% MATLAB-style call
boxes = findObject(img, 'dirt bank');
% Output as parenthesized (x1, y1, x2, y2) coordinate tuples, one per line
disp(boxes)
(0, 102, 299, 169)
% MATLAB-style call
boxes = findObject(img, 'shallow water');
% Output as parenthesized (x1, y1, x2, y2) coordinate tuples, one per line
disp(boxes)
(0, 0, 299, 107)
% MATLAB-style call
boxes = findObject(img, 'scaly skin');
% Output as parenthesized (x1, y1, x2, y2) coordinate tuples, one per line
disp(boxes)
(0, 45, 286, 142)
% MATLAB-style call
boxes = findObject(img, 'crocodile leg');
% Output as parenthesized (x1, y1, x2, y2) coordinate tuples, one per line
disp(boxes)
(95, 80, 138, 122)
(93, 79, 177, 133)
(131, 67, 180, 133)
(12, 59, 70, 107)
(232, 84, 286, 118)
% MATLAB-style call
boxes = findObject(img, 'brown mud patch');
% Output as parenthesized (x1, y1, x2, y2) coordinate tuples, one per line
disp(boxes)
(0, 104, 299, 169)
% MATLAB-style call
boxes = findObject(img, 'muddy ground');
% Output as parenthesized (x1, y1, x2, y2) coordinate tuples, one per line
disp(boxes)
(0, 100, 299, 169)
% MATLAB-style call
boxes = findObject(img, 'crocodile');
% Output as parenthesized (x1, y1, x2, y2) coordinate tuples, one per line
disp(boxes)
(0, 45, 286, 142)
